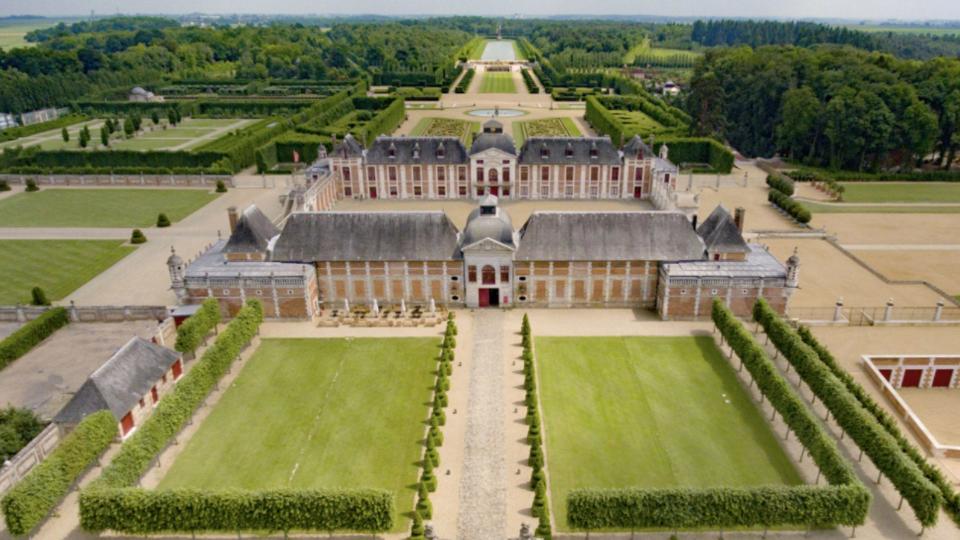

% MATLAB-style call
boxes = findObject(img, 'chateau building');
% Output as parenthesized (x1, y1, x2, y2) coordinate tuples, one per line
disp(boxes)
(317, 120, 687, 212)
(172, 198, 799, 320)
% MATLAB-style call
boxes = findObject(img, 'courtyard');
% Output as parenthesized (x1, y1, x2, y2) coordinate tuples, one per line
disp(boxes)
(156, 337, 439, 532)
(536, 335, 802, 530)
(0, 188, 220, 228)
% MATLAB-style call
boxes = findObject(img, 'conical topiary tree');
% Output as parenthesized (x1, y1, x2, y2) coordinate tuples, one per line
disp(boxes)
(429, 425, 443, 447)
(30, 287, 50, 306)
(426, 436, 439, 467)
(410, 509, 425, 538)
(535, 505, 552, 539)
(532, 480, 546, 517)
(416, 482, 433, 519)
(421, 463, 437, 492)
(156, 213, 171, 227)
(130, 229, 147, 244)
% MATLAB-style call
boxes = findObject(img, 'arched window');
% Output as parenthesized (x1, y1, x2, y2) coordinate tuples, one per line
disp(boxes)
(481, 265, 496, 285)
(488, 168, 499, 183)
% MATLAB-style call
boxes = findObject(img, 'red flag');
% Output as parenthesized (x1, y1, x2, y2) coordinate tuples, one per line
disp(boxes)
(293, 150, 300, 163)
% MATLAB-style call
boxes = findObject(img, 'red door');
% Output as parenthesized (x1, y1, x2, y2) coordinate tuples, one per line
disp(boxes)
(879, 369, 893, 381)
(478, 288, 490, 308)
(172, 359, 183, 379)
(901, 369, 923, 388)
(369, 186, 377, 199)
(120, 412, 134, 436)
(633, 186, 643, 198)
(490, 186, 499, 196)
(932, 369, 954, 388)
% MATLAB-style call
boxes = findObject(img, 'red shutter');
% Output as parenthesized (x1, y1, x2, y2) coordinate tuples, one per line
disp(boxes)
(121, 412, 135, 436)
(172, 359, 183, 379)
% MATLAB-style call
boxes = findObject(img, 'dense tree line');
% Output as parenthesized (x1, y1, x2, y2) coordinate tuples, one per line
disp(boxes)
(686, 46, 960, 171)
(691, 20, 960, 60)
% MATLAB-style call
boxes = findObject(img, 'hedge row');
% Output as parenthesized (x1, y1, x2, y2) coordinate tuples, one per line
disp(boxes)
(789, 169, 845, 198)
(0, 114, 86, 143)
(522, 314, 553, 539)
(81, 488, 393, 534)
(597, 94, 687, 129)
(0, 307, 69, 371)
(1, 411, 117, 536)
(358, 98, 404, 147)
(653, 138, 734, 174)
(520, 69, 540, 94)
(455, 69, 475, 94)
(766, 172, 795, 196)
(173, 298, 221, 355)
(753, 299, 941, 527)
(796, 168, 960, 183)
(769, 189, 812, 224)
(85, 300, 263, 493)
(796, 327, 960, 526)
(566, 299, 870, 531)
(412, 314, 458, 538)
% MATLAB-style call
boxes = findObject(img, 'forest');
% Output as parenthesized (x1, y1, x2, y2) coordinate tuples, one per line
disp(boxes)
(685, 46, 960, 171)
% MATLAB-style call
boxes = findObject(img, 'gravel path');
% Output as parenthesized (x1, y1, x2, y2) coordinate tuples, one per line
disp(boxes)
(457, 309, 507, 540)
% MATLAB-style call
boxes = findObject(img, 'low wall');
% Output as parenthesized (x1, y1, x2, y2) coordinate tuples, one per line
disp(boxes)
(0, 304, 169, 323)
(862, 355, 960, 459)
(0, 424, 62, 497)
(0, 173, 233, 188)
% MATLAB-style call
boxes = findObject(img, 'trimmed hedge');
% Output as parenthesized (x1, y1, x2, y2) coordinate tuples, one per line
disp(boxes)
(0, 115, 86, 143)
(753, 299, 941, 527)
(520, 69, 540, 94)
(569, 485, 869, 530)
(358, 98, 404, 147)
(796, 326, 960, 526)
(766, 172, 795, 196)
(769, 189, 812, 223)
(173, 298, 221, 355)
(1, 411, 117, 536)
(567, 300, 870, 532)
(80, 488, 393, 534)
(0, 307, 69, 371)
(455, 69, 475, 94)
(87, 300, 263, 491)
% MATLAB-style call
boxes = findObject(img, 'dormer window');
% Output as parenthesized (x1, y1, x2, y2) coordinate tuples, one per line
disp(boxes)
(637, 149, 645, 159)
(412, 143, 420, 161)
(590, 143, 598, 159)
(565, 143, 574, 159)
(541, 145, 550, 159)
(388, 143, 396, 159)
(436, 142, 445, 160)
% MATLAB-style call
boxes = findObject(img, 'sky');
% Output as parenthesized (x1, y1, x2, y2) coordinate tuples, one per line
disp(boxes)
(2, 1, 960, 21)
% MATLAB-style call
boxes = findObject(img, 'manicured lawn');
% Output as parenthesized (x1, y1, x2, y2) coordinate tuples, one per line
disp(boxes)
(610, 109, 665, 135)
(158, 338, 438, 532)
(478, 71, 517, 93)
(536, 336, 803, 531)
(0, 188, 219, 227)
(410, 117, 480, 144)
(803, 202, 960, 214)
(512, 118, 582, 146)
(838, 182, 960, 203)
(0, 240, 135, 304)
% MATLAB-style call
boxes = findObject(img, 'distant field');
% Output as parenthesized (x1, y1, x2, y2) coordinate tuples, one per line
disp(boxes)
(512, 117, 581, 147)
(0, 18, 80, 49)
(478, 71, 517, 93)
(537, 335, 802, 530)
(839, 182, 960, 203)
(0, 240, 135, 304)
(624, 38, 701, 67)
(0, 188, 220, 227)
(844, 24, 960, 36)
(159, 338, 437, 532)
(410, 117, 479, 144)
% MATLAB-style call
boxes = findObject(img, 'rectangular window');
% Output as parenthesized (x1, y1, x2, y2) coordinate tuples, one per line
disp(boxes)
(458, 167, 467, 182)
(438, 184, 446, 196)
(565, 167, 574, 182)
(520, 167, 529, 181)
(367, 167, 376, 181)
(437, 167, 445, 182)
(590, 167, 599, 181)
(500, 266, 510, 282)
(343, 167, 351, 181)
(459, 185, 467, 196)
(413, 167, 421, 182)
(476, 187, 484, 196)
(389, 166, 397, 182)
(344, 186, 352, 197)
(476, 167, 484, 182)
(635, 167, 643, 182)
(414, 185, 422, 196)
(540, 167, 549, 181)
(611, 166, 620, 181)
(502, 187, 510, 197)
(502, 168, 510, 182)
(468, 266, 477, 283)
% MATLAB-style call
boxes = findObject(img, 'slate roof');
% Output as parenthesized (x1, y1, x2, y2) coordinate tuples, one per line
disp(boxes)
(622, 135, 654, 159)
(516, 211, 705, 261)
(223, 205, 280, 254)
(462, 197, 515, 248)
(273, 212, 462, 261)
(54, 338, 181, 424)
(661, 244, 787, 279)
(365, 136, 468, 165)
(332, 134, 364, 159)
(518, 137, 620, 165)
(185, 240, 313, 279)
(697, 206, 749, 254)
(470, 132, 516, 156)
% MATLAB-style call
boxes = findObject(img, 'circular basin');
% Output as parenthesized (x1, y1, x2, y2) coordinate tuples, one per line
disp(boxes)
(467, 108, 526, 118)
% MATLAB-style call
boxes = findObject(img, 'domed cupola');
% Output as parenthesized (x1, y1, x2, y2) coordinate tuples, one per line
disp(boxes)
(461, 194, 515, 248)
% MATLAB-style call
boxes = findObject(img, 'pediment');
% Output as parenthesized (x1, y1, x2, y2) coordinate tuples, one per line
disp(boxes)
(471, 148, 515, 161)
(461, 237, 516, 253)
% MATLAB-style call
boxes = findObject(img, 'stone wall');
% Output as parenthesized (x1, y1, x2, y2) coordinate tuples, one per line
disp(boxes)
(513, 260, 659, 308)
(0, 424, 62, 497)
(1, 173, 233, 188)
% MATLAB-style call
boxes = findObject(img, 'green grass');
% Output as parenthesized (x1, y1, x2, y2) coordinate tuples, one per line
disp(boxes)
(465, 37, 487, 60)
(623, 38, 701, 68)
(158, 338, 438, 532)
(803, 201, 960, 214)
(512, 117, 582, 146)
(409, 117, 480, 144)
(0, 240, 135, 304)
(0, 188, 220, 227)
(537, 335, 803, 531)
(478, 71, 517, 94)
(512, 40, 527, 61)
(0, 18, 80, 49)
(844, 24, 960, 36)
(610, 109, 665, 134)
(838, 182, 960, 203)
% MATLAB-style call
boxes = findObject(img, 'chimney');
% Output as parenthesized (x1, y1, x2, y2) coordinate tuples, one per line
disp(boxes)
(691, 214, 698, 230)
(734, 207, 745, 233)
(227, 206, 239, 233)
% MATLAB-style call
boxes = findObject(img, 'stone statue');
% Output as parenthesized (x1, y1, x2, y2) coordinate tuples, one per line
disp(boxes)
(424, 523, 436, 540)
(519, 522, 533, 540)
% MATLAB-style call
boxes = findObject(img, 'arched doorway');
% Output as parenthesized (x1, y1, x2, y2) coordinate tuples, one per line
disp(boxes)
(481, 265, 496, 285)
